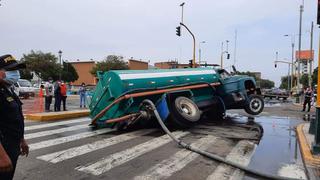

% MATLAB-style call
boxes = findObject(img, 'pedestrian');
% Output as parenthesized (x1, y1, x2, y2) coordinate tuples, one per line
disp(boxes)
(0, 54, 29, 180)
(60, 81, 67, 111)
(302, 87, 312, 112)
(44, 77, 54, 112)
(79, 82, 86, 108)
(54, 80, 62, 112)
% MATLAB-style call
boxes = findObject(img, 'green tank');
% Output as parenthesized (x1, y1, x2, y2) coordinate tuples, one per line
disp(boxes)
(89, 67, 264, 129)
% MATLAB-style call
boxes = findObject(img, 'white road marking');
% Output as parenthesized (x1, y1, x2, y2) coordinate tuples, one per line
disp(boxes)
(25, 118, 90, 131)
(29, 128, 115, 150)
(76, 131, 189, 176)
(37, 129, 156, 163)
(25, 124, 88, 139)
(206, 140, 256, 180)
(134, 135, 217, 180)
(278, 164, 307, 180)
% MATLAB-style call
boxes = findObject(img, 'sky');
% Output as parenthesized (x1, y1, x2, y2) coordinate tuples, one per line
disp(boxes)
(0, 0, 318, 86)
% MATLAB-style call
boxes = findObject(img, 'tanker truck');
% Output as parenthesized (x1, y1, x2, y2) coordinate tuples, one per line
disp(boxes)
(89, 67, 264, 129)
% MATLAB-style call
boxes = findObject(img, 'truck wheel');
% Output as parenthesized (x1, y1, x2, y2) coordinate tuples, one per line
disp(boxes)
(170, 96, 201, 128)
(244, 95, 264, 115)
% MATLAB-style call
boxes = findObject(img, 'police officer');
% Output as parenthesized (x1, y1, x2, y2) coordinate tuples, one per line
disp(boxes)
(302, 87, 312, 112)
(0, 54, 29, 180)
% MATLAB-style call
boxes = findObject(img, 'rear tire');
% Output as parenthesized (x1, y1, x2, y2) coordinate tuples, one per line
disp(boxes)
(245, 94, 264, 115)
(169, 96, 201, 128)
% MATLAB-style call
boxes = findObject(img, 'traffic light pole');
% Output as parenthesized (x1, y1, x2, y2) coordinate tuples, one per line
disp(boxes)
(180, 22, 196, 68)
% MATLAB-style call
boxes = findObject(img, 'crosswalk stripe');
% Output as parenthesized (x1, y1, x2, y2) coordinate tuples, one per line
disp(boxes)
(75, 131, 189, 176)
(25, 124, 88, 140)
(29, 128, 115, 150)
(37, 129, 156, 163)
(25, 118, 90, 131)
(206, 140, 256, 180)
(134, 135, 217, 180)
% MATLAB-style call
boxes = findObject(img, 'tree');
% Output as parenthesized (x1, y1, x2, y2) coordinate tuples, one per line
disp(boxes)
(312, 67, 318, 86)
(22, 50, 62, 81)
(300, 74, 309, 88)
(237, 71, 275, 89)
(20, 68, 33, 80)
(61, 62, 79, 82)
(280, 75, 297, 90)
(90, 55, 128, 76)
(260, 79, 275, 89)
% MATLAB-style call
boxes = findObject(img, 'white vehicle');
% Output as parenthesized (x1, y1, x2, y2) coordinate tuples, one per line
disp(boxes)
(14, 79, 36, 98)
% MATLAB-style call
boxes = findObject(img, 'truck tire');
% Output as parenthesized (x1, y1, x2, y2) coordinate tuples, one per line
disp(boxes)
(244, 94, 264, 115)
(170, 96, 201, 128)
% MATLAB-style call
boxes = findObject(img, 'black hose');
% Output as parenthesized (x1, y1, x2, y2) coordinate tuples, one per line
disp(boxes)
(141, 99, 303, 180)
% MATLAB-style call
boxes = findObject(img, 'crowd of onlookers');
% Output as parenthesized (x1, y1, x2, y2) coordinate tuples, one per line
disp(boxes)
(40, 78, 87, 112)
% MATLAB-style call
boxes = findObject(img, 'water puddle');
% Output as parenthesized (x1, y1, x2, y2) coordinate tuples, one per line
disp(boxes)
(230, 115, 306, 179)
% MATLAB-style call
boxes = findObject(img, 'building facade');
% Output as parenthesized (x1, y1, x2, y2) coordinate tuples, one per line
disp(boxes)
(70, 60, 97, 86)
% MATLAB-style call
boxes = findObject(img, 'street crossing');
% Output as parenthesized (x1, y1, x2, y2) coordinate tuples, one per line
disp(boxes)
(20, 118, 258, 180)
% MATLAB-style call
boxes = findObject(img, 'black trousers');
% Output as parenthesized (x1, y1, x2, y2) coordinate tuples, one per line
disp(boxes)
(303, 99, 311, 112)
(45, 96, 52, 111)
(0, 137, 20, 180)
(54, 95, 61, 111)
(61, 96, 67, 111)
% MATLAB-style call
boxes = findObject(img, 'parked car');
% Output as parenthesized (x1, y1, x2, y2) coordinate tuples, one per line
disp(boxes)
(14, 79, 37, 99)
(263, 88, 289, 100)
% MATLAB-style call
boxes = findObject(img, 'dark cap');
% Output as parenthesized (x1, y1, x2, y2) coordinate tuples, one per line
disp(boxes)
(0, 54, 26, 70)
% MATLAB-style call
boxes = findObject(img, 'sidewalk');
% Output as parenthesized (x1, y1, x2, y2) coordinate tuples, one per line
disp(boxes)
(25, 109, 90, 121)
(23, 95, 90, 121)
(296, 123, 320, 179)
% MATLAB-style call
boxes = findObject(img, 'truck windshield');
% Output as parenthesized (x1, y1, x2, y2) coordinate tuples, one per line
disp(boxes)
(218, 69, 231, 79)
(19, 80, 32, 87)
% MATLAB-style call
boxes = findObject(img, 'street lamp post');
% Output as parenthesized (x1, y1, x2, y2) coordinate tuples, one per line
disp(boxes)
(58, 50, 62, 81)
(199, 41, 206, 64)
(284, 34, 296, 91)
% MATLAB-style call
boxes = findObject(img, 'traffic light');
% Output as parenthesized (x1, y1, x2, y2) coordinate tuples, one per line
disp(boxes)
(227, 53, 230, 59)
(176, 26, 181, 36)
(318, 0, 320, 25)
(274, 63, 277, 68)
(189, 59, 193, 67)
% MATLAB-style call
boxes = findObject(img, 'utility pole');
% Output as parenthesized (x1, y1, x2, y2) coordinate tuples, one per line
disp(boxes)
(233, 29, 237, 66)
(297, 2, 304, 101)
(309, 22, 314, 87)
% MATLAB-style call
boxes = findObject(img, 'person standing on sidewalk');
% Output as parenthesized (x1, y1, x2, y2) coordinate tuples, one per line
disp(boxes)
(79, 82, 87, 108)
(44, 77, 54, 112)
(302, 87, 313, 112)
(0, 54, 29, 180)
(54, 80, 62, 112)
(60, 81, 67, 111)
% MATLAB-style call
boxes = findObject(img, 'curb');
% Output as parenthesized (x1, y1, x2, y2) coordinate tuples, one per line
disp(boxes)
(296, 124, 320, 166)
(25, 110, 90, 121)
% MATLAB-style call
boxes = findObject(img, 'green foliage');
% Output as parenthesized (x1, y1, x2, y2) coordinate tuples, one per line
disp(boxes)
(280, 75, 296, 90)
(22, 50, 62, 81)
(259, 79, 275, 89)
(90, 55, 128, 76)
(300, 74, 309, 88)
(61, 62, 79, 82)
(237, 71, 275, 89)
(19, 68, 33, 80)
(312, 67, 318, 86)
